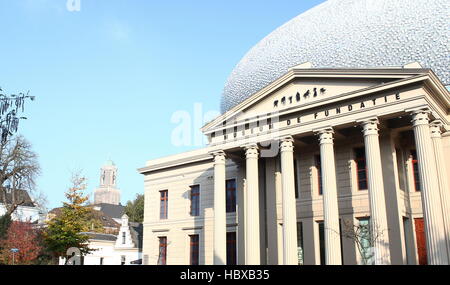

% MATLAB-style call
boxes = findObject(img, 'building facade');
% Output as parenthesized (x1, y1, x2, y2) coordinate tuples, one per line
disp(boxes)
(139, 66, 450, 265)
(139, 0, 449, 265)
(58, 214, 143, 265)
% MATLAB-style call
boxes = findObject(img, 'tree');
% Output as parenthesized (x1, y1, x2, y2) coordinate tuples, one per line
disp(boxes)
(0, 87, 40, 235)
(341, 218, 386, 265)
(0, 87, 35, 144)
(0, 214, 11, 240)
(0, 136, 41, 217)
(125, 194, 144, 223)
(43, 172, 101, 262)
(0, 221, 42, 265)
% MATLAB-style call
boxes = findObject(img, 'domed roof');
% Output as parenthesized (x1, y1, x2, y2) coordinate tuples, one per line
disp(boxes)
(221, 0, 449, 113)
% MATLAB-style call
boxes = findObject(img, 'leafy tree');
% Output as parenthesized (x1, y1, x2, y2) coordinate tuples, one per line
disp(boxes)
(0, 221, 42, 265)
(125, 194, 144, 223)
(43, 172, 101, 261)
(0, 87, 41, 221)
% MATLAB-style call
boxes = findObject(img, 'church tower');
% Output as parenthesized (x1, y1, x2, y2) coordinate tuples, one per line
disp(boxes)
(94, 160, 121, 205)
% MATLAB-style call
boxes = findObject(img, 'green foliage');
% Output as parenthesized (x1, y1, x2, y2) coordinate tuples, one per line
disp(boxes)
(43, 173, 101, 258)
(0, 214, 11, 241)
(125, 194, 144, 223)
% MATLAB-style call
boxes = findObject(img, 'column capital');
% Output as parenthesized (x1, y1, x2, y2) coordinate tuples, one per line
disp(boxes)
(314, 127, 334, 144)
(211, 150, 226, 164)
(280, 136, 294, 152)
(410, 108, 431, 127)
(430, 120, 443, 138)
(242, 144, 259, 158)
(358, 118, 379, 136)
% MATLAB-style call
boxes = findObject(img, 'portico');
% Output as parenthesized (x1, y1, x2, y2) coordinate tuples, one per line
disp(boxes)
(140, 67, 450, 266)
(204, 68, 450, 265)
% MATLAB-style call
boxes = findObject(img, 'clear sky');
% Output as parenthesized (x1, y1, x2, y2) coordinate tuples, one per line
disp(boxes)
(0, 0, 325, 209)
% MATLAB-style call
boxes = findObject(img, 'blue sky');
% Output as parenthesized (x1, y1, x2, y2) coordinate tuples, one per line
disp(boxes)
(0, 0, 325, 209)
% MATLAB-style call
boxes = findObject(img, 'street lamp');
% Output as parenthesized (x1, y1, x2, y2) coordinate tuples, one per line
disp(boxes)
(10, 248, 19, 265)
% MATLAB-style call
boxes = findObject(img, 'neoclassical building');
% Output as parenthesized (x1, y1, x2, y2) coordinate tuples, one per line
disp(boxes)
(139, 0, 449, 265)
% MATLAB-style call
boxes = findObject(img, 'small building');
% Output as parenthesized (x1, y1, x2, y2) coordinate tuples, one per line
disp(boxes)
(59, 214, 143, 265)
(0, 189, 42, 223)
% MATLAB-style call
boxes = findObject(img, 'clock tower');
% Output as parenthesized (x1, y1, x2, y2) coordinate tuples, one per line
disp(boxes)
(94, 160, 121, 205)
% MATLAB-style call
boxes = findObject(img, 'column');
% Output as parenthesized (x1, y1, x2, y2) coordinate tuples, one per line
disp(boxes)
(430, 121, 450, 260)
(213, 151, 226, 265)
(243, 144, 261, 265)
(236, 163, 246, 265)
(360, 118, 391, 265)
(279, 137, 299, 265)
(411, 110, 449, 264)
(316, 128, 342, 265)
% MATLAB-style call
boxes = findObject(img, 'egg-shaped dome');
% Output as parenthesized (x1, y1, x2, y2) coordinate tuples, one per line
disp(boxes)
(221, 0, 449, 113)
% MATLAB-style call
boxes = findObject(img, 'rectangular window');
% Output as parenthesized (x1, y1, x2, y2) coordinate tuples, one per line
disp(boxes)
(357, 217, 373, 265)
(190, 185, 200, 216)
(122, 232, 126, 244)
(294, 159, 299, 199)
(189, 235, 200, 265)
(226, 232, 237, 265)
(411, 150, 421, 192)
(315, 155, 323, 195)
(158, 237, 167, 265)
(297, 222, 304, 265)
(160, 190, 168, 219)
(100, 257, 104, 265)
(226, 179, 237, 213)
(318, 221, 325, 265)
(396, 148, 406, 191)
(355, 148, 368, 190)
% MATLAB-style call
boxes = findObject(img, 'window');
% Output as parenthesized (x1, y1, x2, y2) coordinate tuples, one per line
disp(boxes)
(294, 159, 299, 199)
(355, 148, 368, 190)
(121, 255, 126, 266)
(160, 190, 168, 219)
(122, 232, 126, 244)
(100, 257, 104, 265)
(357, 217, 373, 265)
(396, 148, 406, 191)
(190, 185, 200, 216)
(411, 150, 421, 192)
(158, 237, 167, 265)
(297, 222, 304, 265)
(226, 232, 237, 265)
(189, 235, 200, 265)
(226, 179, 237, 213)
(315, 155, 323, 195)
(318, 221, 325, 265)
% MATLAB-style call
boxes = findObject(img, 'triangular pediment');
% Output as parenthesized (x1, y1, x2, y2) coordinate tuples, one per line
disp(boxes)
(202, 68, 433, 134)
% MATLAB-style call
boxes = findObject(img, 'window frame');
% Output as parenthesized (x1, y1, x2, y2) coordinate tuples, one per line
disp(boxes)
(314, 154, 323, 195)
(226, 232, 237, 265)
(190, 185, 200, 216)
(189, 234, 200, 265)
(160, 190, 168, 220)
(411, 150, 421, 192)
(158, 236, 167, 265)
(354, 147, 368, 191)
(226, 179, 237, 213)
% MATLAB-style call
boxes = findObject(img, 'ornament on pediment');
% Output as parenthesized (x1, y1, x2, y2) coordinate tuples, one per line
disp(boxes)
(273, 87, 326, 108)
